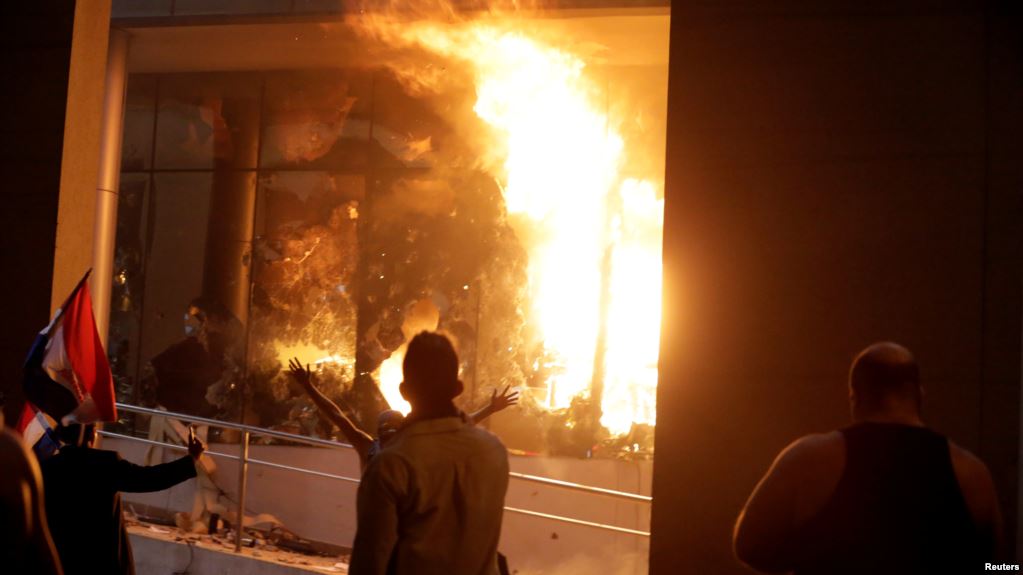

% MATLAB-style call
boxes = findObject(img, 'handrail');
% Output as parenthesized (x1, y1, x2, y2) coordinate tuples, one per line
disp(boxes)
(98, 430, 361, 484)
(503, 507, 650, 537)
(115, 402, 650, 503)
(508, 472, 652, 503)
(99, 428, 649, 539)
(114, 402, 355, 450)
(100, 430, 240, 461)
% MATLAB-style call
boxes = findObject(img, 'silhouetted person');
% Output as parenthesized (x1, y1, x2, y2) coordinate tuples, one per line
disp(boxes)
(0, 417, 62, 575)
(348, 332, 510, 575)
(288, 356, 518, 471)
(41, 424, 205, 575)
(150, 297, 239, 418)
(734, 342, 1002, 575)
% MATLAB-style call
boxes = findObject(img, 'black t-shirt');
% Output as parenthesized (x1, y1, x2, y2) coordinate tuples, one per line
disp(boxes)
(151, 337, 221, 417)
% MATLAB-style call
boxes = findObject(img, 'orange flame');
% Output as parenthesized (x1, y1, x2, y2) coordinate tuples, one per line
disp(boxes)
(363, 15, 663, 434)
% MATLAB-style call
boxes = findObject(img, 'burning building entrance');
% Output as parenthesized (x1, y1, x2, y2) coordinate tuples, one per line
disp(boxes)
(102, 3, 668, 572)
(111, 4, 667, 464)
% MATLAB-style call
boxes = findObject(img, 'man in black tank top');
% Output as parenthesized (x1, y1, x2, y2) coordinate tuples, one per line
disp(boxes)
(733, 342, 1003, 574)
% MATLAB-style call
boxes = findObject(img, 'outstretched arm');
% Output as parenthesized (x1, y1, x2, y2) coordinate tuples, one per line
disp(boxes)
(288, 358, 374, 463)
(113, 429, 205, 493)
(468, 385, 519, 425)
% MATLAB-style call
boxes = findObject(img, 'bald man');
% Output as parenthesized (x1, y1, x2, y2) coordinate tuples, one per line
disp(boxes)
(734, 342, 1002, 575)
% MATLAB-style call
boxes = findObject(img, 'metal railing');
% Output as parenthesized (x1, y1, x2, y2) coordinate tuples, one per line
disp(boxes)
(103, 402, 651, 548)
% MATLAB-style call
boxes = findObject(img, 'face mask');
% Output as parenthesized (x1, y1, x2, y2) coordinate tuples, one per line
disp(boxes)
(184, 312, 202, 337)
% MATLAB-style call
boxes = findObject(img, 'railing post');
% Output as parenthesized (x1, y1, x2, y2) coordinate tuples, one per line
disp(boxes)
(235, 429, 249, 552)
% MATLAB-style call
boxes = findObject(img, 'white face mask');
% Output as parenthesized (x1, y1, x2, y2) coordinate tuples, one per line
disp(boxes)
(184, 312, 202, 337)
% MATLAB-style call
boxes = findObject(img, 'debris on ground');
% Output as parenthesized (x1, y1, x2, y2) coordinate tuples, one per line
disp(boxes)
(126, 515, 350, 573)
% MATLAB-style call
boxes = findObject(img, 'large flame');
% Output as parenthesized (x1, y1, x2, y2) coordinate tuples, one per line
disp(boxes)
(365, 17, 663, 434)
(376, 298, 441, 415)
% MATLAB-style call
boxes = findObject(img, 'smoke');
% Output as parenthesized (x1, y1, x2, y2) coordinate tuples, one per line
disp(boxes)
(345, 0, 611, 177)
(373, 177, 456, 220)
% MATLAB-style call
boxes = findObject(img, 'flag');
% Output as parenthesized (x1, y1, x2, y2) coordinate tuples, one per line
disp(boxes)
(16, 402, 60, 460)
(23, 269, 117, 427)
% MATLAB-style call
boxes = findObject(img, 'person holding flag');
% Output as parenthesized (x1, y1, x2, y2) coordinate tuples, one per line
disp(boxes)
(14, 270, 205, 574)
(41, 423, 205, 575)
(18, 270, 117, 455)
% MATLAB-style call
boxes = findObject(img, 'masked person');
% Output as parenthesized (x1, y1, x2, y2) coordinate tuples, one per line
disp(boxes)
(143, 297, 239, 530)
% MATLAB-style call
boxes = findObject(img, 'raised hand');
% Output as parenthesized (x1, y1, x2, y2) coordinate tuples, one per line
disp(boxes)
(489, 385, 520, 414)
(288, 357, 315, 391)
(187, 425, 206, 460)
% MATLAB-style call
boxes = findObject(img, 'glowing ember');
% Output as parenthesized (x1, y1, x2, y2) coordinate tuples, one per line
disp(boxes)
(362, 16, 663, 434)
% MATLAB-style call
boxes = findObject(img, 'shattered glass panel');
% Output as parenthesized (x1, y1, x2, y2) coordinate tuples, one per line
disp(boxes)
(110, 58, 663, 457)
(357, 170, 527, 419)
(260, 70, 372, 171)
(108, 174, 150, 409)
(127, 173, 219, 425)
(245, 172, 364, 437)
(371, 70, 457, 170)
(154, 73, 261, 170)
(121, 75, 156, 172)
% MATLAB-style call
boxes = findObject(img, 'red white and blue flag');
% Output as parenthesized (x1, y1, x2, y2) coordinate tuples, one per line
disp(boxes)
(16, 402, 60, 459)
(18, 270, 117, 451)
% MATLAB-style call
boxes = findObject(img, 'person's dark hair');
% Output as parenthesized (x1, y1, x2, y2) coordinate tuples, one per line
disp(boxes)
(188, 296, 233, 323)
(376, 410, 405, 440)
(402, 332, 461, 401)
(55, 423, 95, 447)
(849, 342, 921, 410)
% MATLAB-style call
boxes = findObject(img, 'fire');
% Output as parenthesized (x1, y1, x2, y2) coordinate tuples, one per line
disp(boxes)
(362, 16, 663, 434)
(376, 298, 441, 415)
(276, 342, 355, 370)
(377, 351, 411, 414)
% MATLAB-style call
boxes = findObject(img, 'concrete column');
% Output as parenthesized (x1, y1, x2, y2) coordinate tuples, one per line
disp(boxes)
(50, 0, 113, 314)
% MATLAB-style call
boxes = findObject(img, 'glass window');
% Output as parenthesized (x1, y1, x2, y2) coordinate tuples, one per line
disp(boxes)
(109, 173, 150, 408)
(260, 70, 373, 171)
(155, 74, 261, 170)
(121, 75, 156, 172)
(172, 0, 293, 16)
(111, 49, 665, 460)
(111, 0, 173, 18)
(245, 172, 363, 434)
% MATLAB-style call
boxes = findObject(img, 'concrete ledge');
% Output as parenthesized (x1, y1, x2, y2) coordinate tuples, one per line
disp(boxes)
(129, 525, 349, 574)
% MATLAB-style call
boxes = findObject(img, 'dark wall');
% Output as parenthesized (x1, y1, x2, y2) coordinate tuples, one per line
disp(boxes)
(0, 2, 76, 425)
(651, 2, 1022, 573)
